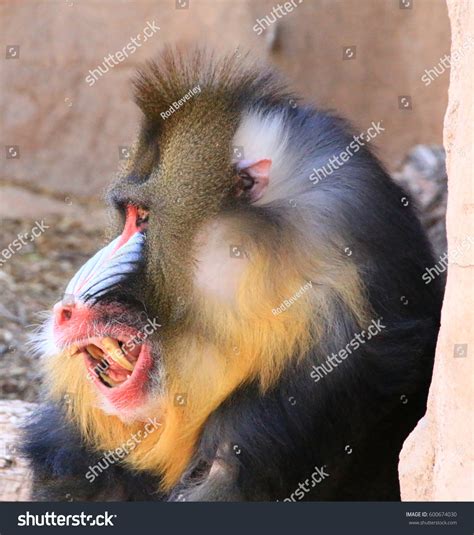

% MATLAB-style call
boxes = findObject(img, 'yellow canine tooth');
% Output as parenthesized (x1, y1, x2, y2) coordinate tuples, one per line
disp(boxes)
(98, 372, 120, 387)
(101, 337, 134, 371)
(86, 344, 104, 361)
(66, 344, 80, 357)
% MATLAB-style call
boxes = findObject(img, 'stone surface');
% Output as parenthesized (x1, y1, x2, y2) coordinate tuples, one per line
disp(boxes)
(399, 0, 474, 502)
(0, 400, 34, 501)
(393, 145, 447, 258)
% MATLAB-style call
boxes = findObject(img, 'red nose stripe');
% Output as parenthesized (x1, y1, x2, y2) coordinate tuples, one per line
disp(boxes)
(113, 205, 141, 253)
(73, 205, 140, 296)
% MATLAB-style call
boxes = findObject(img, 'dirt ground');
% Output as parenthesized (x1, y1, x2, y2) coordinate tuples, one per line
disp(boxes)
(0, 216, 103, 401)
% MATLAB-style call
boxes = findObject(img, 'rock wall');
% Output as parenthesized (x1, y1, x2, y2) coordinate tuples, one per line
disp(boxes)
(1, 0, 450, 216)
(399, 0, 474, 501)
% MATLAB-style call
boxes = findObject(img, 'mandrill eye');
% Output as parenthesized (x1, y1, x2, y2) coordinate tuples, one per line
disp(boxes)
(239, 172, 255, 191)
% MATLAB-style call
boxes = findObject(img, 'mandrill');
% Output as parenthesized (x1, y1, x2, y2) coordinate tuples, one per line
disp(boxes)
(24, 48, 443, 501)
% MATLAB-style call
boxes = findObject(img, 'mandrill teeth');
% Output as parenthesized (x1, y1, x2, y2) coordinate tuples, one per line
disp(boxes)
(101, 337, 134, 371)
(98, 372, 120, 387)
(66, 344, 81, 357)
(86, 344, 104, 361)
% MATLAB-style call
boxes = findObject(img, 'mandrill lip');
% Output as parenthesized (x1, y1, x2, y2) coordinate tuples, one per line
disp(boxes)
(65, 326, 154, 407)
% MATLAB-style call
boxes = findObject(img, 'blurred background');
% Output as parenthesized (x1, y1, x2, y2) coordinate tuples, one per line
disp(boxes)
(0, 0, 450, 401)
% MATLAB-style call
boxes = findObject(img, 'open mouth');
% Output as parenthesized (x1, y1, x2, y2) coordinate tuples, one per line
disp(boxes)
(66, 329, 154, 406)
(80, 336, 141, 388)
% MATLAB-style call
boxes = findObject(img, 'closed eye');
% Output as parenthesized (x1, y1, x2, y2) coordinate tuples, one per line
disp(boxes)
(136, 206, 149, 231)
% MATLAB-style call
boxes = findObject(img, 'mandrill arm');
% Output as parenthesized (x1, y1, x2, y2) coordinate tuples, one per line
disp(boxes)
(22, 403, 164, 502)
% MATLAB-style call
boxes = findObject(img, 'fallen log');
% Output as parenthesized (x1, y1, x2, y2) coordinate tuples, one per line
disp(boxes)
(0, 399, 35, 501)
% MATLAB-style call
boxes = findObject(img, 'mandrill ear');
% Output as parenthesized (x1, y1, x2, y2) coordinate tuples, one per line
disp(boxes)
(236, 158, 271, 203)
